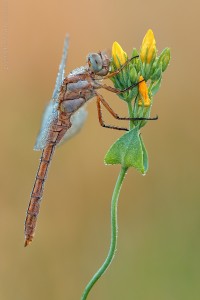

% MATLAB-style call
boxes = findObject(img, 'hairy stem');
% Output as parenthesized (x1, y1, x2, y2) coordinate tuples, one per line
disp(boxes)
(81, 166, 128, 300)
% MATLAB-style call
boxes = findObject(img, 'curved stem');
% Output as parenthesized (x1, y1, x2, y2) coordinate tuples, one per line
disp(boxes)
(81, 166, 128, 300)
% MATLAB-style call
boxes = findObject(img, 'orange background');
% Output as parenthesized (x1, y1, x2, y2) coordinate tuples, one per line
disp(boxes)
(0, 0, 199, 299)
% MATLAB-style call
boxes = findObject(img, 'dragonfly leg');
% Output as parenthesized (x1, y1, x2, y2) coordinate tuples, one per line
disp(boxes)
(99, 79, 145, 94)
(96, 93, 128, 131)
(102, 55, 139, 79)
(96, 93, 158, 123)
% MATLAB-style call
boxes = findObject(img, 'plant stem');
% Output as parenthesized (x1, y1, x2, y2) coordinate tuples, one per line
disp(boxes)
(81, 166, 128, 300)
(127, 101, 134, 130)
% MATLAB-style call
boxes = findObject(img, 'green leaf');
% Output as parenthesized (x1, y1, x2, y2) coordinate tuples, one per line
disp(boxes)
(150, 66, 162, 82)
(140, 135, 148, 173)
(104, 127, 148, 174)
(151, 76, 162, 96)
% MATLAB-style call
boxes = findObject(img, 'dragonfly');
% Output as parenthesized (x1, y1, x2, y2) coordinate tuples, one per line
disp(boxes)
(24, 35, 158, 247)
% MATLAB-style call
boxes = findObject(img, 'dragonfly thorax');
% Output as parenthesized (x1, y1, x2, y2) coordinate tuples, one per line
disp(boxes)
(87, 52, 110, 76)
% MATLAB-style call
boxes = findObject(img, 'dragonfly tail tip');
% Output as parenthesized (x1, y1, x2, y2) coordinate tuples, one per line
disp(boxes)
(24, 239, 32, 247)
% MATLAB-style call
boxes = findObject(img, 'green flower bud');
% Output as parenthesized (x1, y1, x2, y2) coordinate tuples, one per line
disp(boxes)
(131, 48, 139, 58)
(157, 48, 171, 72)
(131, 48, 141, 73)
(150, 66, 162, 82)
(129, 65, 138, 83)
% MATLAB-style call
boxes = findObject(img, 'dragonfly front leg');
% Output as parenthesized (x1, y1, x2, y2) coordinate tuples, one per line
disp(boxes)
(102, 55, 139, 79)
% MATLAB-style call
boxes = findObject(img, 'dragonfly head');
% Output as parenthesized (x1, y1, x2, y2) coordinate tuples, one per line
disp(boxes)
(87, 51, 110, 76)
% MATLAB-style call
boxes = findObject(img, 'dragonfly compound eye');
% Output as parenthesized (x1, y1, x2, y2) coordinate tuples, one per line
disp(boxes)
(87, 53, 103, 73)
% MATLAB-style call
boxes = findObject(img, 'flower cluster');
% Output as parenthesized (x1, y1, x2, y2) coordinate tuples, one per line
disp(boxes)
(110, 29, 171, 129)
(105, 30, 171, 174)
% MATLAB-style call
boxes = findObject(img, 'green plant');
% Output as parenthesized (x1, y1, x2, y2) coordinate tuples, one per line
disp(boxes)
(81, 29, 171, 300)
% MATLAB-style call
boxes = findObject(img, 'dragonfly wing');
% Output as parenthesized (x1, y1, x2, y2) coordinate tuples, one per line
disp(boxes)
(34, 100, 58, 150)
(58, 106, 88, 146)
(34, 35, 69, 151)
(52, 34, 69, 100)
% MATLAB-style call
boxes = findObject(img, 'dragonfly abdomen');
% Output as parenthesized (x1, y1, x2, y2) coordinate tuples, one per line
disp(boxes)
(24, 144, 55, 247)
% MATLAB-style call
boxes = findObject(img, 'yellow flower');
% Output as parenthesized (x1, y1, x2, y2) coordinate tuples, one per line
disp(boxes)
(112, 41, 128, 68)
(138, 76, 151, 107)
(140, 29, 156, 64)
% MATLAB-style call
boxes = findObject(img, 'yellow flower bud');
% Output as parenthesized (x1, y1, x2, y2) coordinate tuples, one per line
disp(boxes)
(138, 76, 151, 107)
(140, 29, 156, 64)
(112, 41, 128, 68)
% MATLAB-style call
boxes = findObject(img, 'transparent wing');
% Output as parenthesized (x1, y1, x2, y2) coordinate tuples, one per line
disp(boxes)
(52, 34, 69, 100)
(34, 100, 58, 150)
(58, 106, 88, 146)
(34, 35, 69, 151)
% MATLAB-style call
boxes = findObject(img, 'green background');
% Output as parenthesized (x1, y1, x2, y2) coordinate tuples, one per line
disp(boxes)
(0, 0, 199, 299)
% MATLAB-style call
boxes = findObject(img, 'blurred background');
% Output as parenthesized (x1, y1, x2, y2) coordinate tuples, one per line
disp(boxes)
(0, 0, 199, 299)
